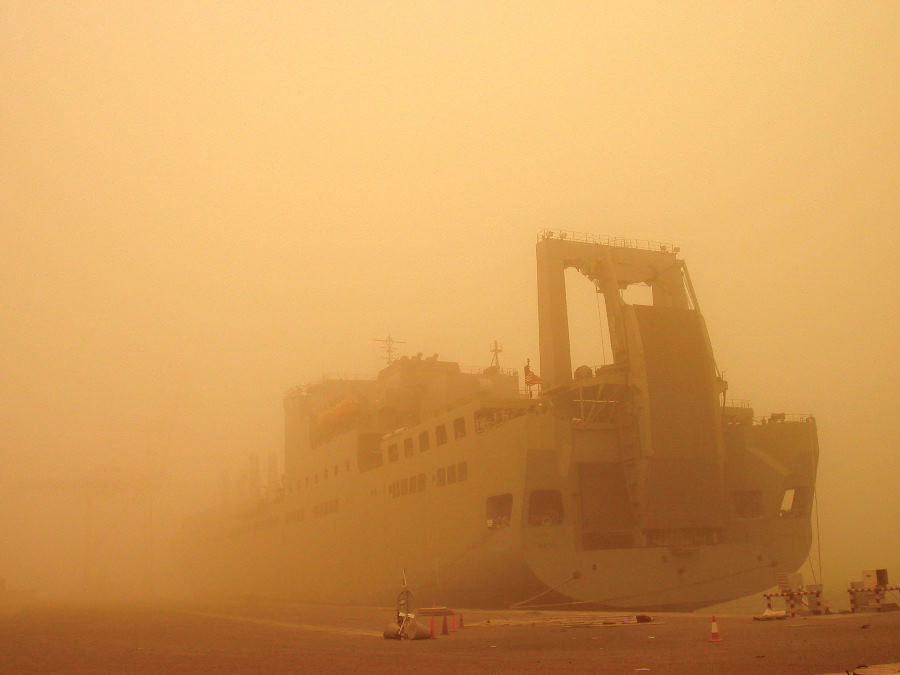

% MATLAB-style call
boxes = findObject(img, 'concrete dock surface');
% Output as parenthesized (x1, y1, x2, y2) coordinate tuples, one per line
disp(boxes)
(1, 601, 898, 673)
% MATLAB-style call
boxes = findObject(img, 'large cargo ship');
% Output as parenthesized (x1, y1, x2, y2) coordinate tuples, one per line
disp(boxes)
(185, 230, 819, 610)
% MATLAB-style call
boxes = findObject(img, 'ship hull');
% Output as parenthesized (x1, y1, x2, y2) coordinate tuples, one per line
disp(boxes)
(184, 235, 820, 610)
(184, 410, 817, 610)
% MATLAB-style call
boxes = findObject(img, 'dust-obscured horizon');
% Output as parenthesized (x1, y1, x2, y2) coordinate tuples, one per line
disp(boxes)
(2, 2, 897, 608)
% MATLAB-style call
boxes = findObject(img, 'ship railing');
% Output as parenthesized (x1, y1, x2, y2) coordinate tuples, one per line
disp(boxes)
(725, 399, 752, 408)
(475, 406, 529, 433)
(753, 413, 815, 425)
(537, 229, 678, 253)
(460, 365, 518, 378)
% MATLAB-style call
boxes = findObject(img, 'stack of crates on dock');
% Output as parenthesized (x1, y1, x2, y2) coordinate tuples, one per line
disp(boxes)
(763, 573, 826, 616)
(849, 569, 899, 612)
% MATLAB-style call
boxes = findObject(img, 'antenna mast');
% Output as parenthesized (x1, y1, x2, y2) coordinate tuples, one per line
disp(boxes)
(489, 339, 503, 369)
(374, 334, 406, 365)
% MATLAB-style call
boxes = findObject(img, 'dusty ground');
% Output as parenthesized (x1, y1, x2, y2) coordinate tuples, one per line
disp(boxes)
(1, 601, 898, 674)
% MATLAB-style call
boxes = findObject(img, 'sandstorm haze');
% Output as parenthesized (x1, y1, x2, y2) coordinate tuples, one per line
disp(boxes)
(1, 2, 897, 604)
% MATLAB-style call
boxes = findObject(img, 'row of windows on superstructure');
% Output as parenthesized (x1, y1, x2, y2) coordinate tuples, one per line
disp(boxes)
(284, 458, 353, 494)
(285, 414, 470, 492)
(389, 461, 468, 499)
(387, 416, 467, 463)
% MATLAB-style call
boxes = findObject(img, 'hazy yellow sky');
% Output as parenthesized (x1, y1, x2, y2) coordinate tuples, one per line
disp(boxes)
(1, 1, 897, 597)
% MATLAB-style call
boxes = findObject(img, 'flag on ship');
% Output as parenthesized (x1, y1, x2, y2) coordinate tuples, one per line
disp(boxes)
(524, 372, 544, 387)
(524, 358, 543, 386)
(525, 372, 544, 386)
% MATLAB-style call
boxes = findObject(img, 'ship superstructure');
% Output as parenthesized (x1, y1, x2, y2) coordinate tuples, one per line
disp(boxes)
(185, 230, 819, 610)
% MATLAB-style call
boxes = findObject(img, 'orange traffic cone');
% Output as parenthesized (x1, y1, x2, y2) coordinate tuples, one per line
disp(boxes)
(709, 615, 722, 642)
(450, 614, 457, 632)
(441, 615, 448, 635)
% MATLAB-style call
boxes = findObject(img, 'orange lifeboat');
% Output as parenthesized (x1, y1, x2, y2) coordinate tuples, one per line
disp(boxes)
(317, 396, 360, 431)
